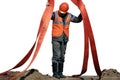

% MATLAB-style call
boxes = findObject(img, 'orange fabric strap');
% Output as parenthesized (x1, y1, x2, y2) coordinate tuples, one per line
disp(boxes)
(71, 0, 102, 77)
(0, 0, 54, 79)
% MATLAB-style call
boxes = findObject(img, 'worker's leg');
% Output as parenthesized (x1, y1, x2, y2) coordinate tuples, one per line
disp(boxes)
(52, 41, 61, 79)
(59, 41, 68, 78)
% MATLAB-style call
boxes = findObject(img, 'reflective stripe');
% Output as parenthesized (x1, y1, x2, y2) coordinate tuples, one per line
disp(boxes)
(53, 22, 63, 24)
(53, 22, 70, 25)
(54, 11, 59, 24)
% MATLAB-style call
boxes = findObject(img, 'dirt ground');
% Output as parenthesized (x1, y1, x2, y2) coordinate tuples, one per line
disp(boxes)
(0, 69, 120, 80)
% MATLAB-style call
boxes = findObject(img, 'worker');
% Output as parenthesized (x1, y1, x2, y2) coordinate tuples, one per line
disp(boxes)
(49, 2, 82, 79)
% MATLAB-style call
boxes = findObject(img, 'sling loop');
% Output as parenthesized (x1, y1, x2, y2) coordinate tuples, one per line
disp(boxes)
(71, 0, 102, 77)
(0, 0, 54, 79)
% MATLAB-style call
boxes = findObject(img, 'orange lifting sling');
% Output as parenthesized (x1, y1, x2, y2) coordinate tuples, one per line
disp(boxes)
(71, 0, 101, 77)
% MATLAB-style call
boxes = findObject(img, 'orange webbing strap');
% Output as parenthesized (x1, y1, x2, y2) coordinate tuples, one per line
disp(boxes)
(71, 0, 102, 77)
(10, 0, 54, 79)
(0, 0, 54, 79)
(0, 42, 36, 75)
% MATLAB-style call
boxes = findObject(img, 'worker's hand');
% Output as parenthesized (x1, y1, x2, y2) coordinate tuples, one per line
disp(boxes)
(46, 2, 50, 6)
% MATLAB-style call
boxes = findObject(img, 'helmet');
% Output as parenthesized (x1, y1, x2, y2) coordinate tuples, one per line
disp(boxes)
(59, 2, 69, 13)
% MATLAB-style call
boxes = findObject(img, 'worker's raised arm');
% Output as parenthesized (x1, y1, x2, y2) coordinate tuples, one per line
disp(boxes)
(71, 13, 82, 23)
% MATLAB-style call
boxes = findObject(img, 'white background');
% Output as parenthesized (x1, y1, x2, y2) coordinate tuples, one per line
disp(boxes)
(0, 0, 120, 76)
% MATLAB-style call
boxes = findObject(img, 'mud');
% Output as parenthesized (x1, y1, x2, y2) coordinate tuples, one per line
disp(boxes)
(0, 69, 120, 80)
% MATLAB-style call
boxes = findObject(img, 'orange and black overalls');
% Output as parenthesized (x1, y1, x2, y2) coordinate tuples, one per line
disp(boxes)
(51, 11, 82, 77)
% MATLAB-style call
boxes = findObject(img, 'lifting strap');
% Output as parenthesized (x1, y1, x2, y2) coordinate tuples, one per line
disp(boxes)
(0, 0, 54, 79)
(71, 0, 102, 77)
(0, 0, 101, 79)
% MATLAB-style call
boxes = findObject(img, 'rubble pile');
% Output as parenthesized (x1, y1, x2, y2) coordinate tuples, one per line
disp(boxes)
(101, 69, 120, 78)
(0, 69, 120, 80)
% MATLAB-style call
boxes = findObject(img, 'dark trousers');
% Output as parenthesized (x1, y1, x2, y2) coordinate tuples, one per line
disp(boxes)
(52, 40, 68, 64)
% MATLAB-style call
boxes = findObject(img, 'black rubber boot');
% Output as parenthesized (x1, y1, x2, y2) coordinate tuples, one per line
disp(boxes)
(58, 63, 66, 78)
(52, 62, 60, 79)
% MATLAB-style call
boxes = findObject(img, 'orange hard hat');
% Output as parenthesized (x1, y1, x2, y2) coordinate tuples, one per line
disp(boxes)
(59, 2, 69, 13)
